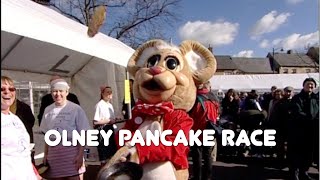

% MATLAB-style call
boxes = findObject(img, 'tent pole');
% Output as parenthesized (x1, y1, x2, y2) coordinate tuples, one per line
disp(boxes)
(29, 81, 34, 114)
(125, 70, 132, 120)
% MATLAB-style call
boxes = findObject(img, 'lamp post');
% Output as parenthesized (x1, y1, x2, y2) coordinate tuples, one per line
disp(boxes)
(272, 47, 283, 74)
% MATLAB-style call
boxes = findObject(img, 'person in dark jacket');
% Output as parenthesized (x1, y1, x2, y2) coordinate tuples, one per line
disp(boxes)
(189, 81, 220, 180)
(239, 90, 267, 157)
(288, 78, 319, 180)
(220, 88, 240, 123)
(313, 92, 319, 169)
(261, 85, 277, 111)
(10, 99, 35, 143)
(37, 75, 80, 125)
(240, 90, 267, 131)
(10, 98, 36, 164)
(270, 86, 294, 163)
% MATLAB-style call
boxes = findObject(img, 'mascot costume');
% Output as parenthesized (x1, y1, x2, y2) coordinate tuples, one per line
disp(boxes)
(97, 39, 217, 180)
(86, 9, 217, 179)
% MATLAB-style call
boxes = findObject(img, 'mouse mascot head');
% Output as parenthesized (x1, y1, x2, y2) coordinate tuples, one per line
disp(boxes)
(97, 39, 216, 180)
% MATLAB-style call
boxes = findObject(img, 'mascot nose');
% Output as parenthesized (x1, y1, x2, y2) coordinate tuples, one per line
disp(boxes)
(149, 66, 162, 75)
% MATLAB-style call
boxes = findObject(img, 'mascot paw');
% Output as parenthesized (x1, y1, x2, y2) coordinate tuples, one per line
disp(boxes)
(175, 169, 189, 180)
(96, 162, 143, 180)
(101, 144, 139, 170)
(97, 145, 140, 180)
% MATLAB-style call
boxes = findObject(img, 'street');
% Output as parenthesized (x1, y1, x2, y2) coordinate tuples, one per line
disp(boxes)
(84, 156, 319, 180)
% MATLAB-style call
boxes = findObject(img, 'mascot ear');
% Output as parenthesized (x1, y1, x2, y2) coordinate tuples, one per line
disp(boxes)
(127, 39, 167, 77)
(179, 40, 217, 84)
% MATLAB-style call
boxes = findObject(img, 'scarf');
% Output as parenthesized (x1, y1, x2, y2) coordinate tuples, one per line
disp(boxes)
(197, 88, 209, 94)
(132, 100, 174, 116)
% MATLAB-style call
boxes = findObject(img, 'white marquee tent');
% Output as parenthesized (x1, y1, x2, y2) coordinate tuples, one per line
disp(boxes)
(1, 0, 135, 120)
(210, 73, 319, 93)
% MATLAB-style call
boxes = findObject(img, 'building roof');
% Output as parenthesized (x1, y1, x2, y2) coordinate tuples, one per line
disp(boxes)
(272, 53, 318, 67)
(232, 57, 273, 74)
(215, 55, 237, 70)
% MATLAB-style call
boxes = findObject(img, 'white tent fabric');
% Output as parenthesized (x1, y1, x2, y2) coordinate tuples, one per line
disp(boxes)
(1, 0, 135, 120)
(210, 73, 319, 92)
(2, 0, 133, 67)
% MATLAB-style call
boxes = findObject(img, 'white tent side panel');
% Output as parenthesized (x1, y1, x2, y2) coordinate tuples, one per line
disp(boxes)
(71, 58, 126, 120)
(210, 73, 319, 92)
(2, 60, 126, 122)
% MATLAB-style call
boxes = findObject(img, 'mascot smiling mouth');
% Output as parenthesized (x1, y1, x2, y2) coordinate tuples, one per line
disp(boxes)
(140, 77, 176, 99)
(139, 67, 178, 98)
(142, 79, 162, 91)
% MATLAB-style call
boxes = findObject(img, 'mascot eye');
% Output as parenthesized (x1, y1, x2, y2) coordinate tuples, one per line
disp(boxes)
(147, 55, 160, 67)
(166, 57, 179, 70)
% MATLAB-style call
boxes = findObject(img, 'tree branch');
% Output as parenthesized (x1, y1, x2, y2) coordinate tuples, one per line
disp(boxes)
(76, 0, 87, 22)
(50, 3, 85, 24)
(88, 1, 127, 10)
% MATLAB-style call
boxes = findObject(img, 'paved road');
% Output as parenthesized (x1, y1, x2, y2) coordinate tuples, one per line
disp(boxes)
(209, 157, 319, 180)
(84, 156, 319, 180)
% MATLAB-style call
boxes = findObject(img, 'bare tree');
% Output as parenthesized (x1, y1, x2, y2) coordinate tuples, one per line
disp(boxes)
(47, 0, 181, 48)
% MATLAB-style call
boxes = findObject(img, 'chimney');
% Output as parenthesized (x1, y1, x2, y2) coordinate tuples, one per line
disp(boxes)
(307, 47, 319, 63)
(287, 50, 293, 54)
(208, 44, 213, 53)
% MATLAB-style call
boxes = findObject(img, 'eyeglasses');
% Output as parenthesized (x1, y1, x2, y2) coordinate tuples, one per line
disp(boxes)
(1, 87, 16, 92)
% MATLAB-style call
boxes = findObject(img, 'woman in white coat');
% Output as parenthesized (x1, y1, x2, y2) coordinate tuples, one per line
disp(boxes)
(1, 75, 41, 180)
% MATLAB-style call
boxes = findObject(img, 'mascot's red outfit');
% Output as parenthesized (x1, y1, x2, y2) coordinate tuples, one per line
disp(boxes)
(119, 101, 193, 170)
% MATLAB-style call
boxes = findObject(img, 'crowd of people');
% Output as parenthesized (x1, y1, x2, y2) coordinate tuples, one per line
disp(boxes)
(1, 74, 319, 180)
(1, 74, 135, 180)
(211, 79, 319, 180)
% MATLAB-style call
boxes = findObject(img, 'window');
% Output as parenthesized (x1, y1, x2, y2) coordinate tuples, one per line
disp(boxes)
(224, 71, 233, 75)
(306, 69, 311, 73)
(291, 69, 297, 74)
(283, 69, 288, 74)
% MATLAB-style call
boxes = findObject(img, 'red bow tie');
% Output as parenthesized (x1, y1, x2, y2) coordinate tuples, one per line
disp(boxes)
(132, 100, 174, 116)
